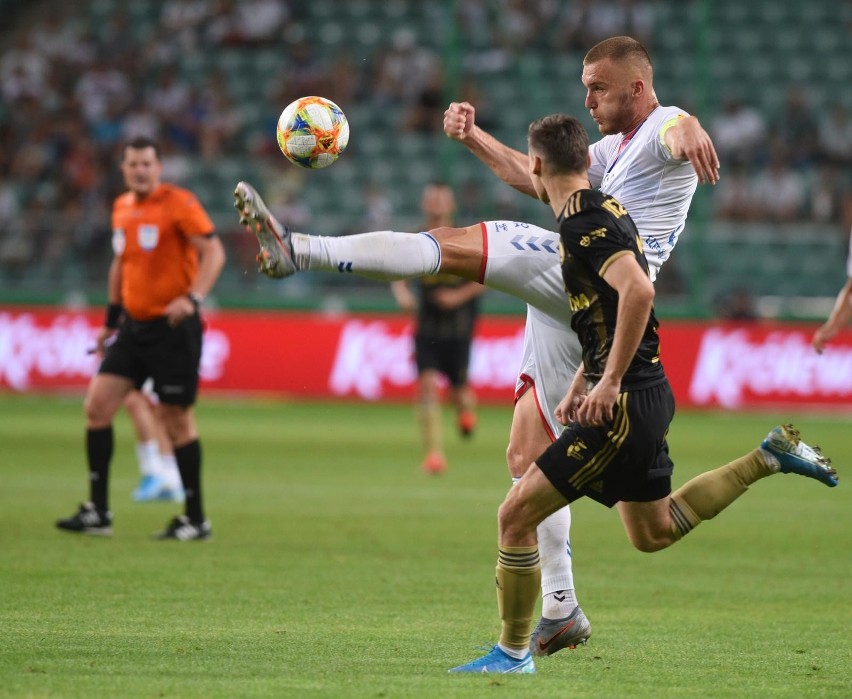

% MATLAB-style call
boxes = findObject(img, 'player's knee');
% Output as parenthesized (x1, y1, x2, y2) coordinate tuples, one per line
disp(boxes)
(627, 530, 673, 553)
(505, 441, 530, 479)
(83, 394, 114, 427)
(497, 495, 537, 544)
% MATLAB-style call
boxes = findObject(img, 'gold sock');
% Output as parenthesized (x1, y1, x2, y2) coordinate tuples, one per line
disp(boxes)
(496, 546, 541, 652)
(418, 401, 442, 456)
(670, 449, 772, 540)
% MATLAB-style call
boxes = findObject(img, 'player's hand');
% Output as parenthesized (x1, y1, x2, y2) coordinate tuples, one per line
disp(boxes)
(443, 102, 475, 141)
(666, 116, 720, 185)
(90, 326, 117, 356)
(812, 324, 835, 354)
(164, 295, 196, 327)
(555, 388, 585, 426)
(575, 378, 619, 427)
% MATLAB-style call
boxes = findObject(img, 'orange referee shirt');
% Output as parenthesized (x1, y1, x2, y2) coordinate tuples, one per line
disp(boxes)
(111, 183, 215, 321)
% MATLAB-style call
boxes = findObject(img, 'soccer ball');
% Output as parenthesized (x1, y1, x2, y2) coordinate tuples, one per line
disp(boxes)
(276, 96, 349, 169)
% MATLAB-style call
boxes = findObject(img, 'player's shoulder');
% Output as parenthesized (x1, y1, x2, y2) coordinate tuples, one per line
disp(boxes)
(646, 104, 691, 130)
(114, 191, 135, 210)
(566, 189, 624, 218)
(158, 182, 198, 203)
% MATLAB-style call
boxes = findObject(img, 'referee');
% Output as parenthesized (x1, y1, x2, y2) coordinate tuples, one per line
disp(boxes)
(56, 136, 226, 541)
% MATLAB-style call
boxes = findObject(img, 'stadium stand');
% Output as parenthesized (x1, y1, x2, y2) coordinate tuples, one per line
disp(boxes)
(0, 0, 849, 316)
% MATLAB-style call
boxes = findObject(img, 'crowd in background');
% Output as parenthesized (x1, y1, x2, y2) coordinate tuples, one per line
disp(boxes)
(0, 0, 850, 288)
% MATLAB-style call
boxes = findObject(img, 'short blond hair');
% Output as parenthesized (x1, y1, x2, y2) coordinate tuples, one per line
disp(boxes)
(584, 36, 653, 75)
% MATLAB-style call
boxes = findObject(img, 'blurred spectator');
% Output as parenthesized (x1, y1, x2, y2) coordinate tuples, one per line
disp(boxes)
(709, 97, 768, 168)
(550, 0, 654, 52)
(0, 32, 50, 102)
(770, 85, 819, 167)
(716, 288, 759, 322)
(712, 163, 755, 221)
(266, 39, 332, 113)
(73, 54, 132, 125)
(374, 28, 440, 105)
(361, 182, 394, 231)
(817, 103, 852, 167)
(402, 67, 444, 133)
(208, 0, 289, 47)
(750, 149, 806, 222)
(806, 162, 850, 226)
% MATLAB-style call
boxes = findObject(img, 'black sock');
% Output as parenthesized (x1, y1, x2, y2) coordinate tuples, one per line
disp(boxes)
(86, 426, 113, 511)
(175, 440, 204, 522)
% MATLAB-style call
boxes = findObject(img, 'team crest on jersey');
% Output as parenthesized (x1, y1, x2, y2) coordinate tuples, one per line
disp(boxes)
(111, 229, 125, 255)
(565, 438, 588, 460)
(580, 227, 608, 247)
(138, 224, 159, 250)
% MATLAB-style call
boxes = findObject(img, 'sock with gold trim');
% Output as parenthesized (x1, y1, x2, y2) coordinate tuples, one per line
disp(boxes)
(670, 448, 773, 540)
(496, 545, 541, 657)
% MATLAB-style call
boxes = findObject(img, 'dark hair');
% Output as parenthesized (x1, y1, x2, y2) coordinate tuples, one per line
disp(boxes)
(123, 135, 161, 159)
(527, 114, 588, 175)
(584, 36, 652, 71)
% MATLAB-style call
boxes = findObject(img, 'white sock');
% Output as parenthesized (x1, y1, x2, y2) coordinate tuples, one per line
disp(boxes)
(538, 506, 578, 618)
(511, 477, 578, 619)
(135, 440, 160, 477)
(497, 642, 529, 660)
(293, 231, 441, 280)
(160, 453, 183, 491)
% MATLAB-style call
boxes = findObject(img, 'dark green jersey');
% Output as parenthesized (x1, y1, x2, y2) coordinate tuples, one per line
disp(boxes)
(557, 189, 665, 390)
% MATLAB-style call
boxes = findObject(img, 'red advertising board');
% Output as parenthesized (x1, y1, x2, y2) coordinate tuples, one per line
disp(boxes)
(1, 306, 851, 410)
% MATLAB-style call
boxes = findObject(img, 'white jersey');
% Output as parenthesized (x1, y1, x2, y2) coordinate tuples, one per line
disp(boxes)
(480, 107, 699, 439)
(588, 105, 697, 279)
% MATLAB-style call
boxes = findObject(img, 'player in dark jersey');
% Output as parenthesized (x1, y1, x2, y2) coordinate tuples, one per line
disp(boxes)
(450, 114, 838, 674)
(391, 184, 484, 474)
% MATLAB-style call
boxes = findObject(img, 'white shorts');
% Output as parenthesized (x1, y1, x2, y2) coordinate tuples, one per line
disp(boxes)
(478, 221, 583, 440)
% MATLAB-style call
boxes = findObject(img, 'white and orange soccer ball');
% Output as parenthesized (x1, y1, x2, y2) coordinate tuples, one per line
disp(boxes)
(276, 96, 349, 169)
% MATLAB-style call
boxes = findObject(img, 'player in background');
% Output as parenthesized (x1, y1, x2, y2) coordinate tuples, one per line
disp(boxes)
(449, 113, 837, 675)
(812, 227, 852, 353)
(390, 183, 485, 474)
(56, 135, 225, 541)
(125, 380, 184, 503)
(234, 36, 718, 652)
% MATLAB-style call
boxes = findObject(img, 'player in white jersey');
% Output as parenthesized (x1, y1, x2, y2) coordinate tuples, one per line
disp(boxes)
(812, 227, 852, 354)
(234, 36, 719, 656)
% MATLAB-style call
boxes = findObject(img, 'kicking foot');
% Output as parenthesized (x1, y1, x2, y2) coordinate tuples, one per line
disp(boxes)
(233, 181, 296, 279)
(760, 424, 838, 487)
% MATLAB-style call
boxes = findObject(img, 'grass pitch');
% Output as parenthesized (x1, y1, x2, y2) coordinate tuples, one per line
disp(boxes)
(1, 393, 850, 698)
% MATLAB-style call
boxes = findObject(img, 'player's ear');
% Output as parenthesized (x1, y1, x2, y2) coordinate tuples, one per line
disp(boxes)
(529, 154, 542, 177)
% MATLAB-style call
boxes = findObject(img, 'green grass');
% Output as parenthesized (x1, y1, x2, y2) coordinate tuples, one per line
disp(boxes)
(1, 393, 850, 698)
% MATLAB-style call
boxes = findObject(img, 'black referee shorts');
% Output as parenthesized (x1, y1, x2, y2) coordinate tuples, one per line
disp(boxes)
(99, 314, 203, 406)
(536, 379, 676, 507)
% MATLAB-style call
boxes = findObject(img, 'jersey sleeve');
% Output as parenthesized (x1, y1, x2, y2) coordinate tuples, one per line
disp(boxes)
(653, 106, 690, 158)
(587, 138, 616, 188)
(177, 190, 215, 238)
(562, 209, 634, 279)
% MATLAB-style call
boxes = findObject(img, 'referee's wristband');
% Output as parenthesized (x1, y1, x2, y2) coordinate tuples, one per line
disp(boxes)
(105, 303, 123, 329)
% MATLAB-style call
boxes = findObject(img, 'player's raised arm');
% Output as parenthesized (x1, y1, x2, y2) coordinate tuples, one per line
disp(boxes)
(443, 102, 538, 198)
(662, 115, 720, 185)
